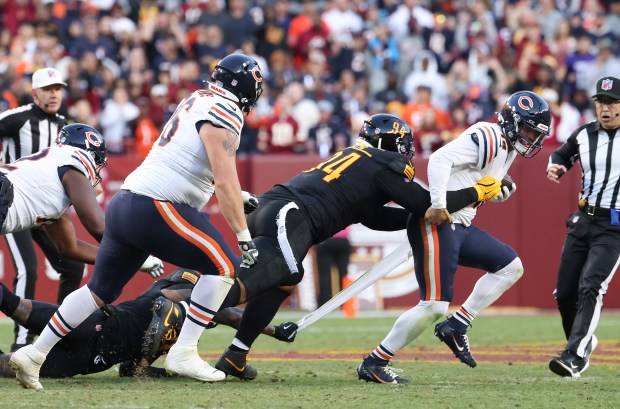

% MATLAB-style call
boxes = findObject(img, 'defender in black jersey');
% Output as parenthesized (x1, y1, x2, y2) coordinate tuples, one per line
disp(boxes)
(213, 114, 502, 380)
(0, 268, 282, 379)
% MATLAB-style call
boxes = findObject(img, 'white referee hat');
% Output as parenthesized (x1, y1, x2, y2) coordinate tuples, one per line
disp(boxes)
(32, 67, 67, 89)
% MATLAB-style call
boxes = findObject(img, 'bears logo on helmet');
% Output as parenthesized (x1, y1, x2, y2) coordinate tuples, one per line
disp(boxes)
(57, 123, 107, 185)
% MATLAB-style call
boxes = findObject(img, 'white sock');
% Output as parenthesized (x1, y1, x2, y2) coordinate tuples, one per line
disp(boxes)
(461, 257, 523, 317)
(175, 275, 233, 348)
(381, 300, 449, 354)
(232, 338, 250, 351)
(33, 285, 99, 356)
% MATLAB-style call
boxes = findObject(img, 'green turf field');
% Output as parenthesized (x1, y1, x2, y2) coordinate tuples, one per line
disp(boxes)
(0, 310, 618, 409)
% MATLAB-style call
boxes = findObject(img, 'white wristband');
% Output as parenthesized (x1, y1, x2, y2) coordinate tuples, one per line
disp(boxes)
(236, 228, 251, 242)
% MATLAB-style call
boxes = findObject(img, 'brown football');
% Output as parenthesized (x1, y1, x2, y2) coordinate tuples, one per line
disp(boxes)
(502, 175, 515, 191)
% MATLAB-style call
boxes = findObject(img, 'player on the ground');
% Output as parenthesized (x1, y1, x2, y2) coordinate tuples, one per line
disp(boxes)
(355, 91, 551, 383)
(0, 268, 289, 379)
(210, 113, 503, 382)
(10, 53, 264, 390)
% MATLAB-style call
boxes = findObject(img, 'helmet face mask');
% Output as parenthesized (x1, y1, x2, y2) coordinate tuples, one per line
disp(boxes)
(57, 123, 107, 186)
(358, 114, 415, 161)
(209, 54, 263, 114)
(498, 91, 550, 158)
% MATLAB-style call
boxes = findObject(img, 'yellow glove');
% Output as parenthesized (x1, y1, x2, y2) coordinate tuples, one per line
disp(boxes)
(473, 176, 502, 202)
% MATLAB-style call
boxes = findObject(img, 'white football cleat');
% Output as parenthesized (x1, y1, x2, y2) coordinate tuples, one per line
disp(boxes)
(9, 344, 45, 390)
(164, 345, 226, 382)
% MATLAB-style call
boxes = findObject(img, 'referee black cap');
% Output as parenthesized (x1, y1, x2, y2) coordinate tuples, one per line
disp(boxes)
(592, 76, 620, 101)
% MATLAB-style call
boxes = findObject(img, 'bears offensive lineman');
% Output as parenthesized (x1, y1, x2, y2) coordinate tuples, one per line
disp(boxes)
(209, 113, 504, 382)
(0, 123, 106, 263)
(357, 91, 551, 383)
(10, 53, 264, 390)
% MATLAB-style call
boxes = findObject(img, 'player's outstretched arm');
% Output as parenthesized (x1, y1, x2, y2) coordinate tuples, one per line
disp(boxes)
(61, 168, 105, 242)
(43, 213, 98, 263)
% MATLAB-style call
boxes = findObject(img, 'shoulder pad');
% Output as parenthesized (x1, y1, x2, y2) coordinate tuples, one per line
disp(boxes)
(388, 155, 415, 181)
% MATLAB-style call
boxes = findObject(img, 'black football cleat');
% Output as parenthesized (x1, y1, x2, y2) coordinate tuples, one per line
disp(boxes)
(549, 336, 597, 378)
(434, 320, 477, 368)
(357, 355, 411, 385)
(215, 347, 257, 380)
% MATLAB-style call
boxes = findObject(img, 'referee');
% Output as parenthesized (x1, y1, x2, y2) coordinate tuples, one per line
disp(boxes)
(546, 76, 620, 378)
(0, 67, 85, 352)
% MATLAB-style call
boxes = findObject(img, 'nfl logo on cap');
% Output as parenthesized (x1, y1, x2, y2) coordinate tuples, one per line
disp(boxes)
(602, 79, 613, 91)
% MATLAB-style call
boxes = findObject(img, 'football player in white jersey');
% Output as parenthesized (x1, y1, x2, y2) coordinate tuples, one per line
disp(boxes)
(0, 123, 107, 264)
(10, 54, 265, 390)
(358, 91, 551, 383)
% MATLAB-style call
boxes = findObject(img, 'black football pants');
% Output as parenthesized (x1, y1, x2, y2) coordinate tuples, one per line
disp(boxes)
(554, 210, 620, 357)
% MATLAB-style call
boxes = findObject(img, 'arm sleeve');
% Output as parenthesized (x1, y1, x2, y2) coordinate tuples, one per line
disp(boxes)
(381, 174, 481, 218)
(361, 206, 409, 231)
(428, 132, 481, 208)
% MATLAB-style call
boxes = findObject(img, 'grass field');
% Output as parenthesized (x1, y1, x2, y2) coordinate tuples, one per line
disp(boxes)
(0, 310, 618, 409)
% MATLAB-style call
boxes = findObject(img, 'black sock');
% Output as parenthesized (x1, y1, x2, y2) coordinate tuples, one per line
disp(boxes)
(0, 282, 20, 316)
(234, 288, 290, 348)
(23, 301, 58, 334)
(229, 345, 246, 353)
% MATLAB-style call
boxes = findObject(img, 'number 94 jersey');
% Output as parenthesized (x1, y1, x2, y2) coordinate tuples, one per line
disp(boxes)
(122, 90, 244, 209)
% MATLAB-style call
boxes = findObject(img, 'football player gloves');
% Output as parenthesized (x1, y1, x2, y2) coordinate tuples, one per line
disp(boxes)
(140, 255, 165, 278)
(490, 181, 517, 203)
(473, 176, 502, 202)
(238, 240, 259, 268)
(273, 321, 298, 343)
(241, 190, 259, 214)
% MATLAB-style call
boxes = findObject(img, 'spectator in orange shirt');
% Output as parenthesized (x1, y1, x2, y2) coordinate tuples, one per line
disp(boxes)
(288, 0, 329, 70)
(401, 85, 450, 132)
(134, 97, 160, 157)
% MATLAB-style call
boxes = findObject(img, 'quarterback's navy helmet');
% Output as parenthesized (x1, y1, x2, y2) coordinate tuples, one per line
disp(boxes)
(359, 113, 415, 161)
(498, 91, 550, 158)
(57, 123, 107, 184)
(208, 53, 263, 114)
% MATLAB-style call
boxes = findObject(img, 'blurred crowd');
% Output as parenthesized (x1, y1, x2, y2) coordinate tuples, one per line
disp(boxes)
(1, 0, 619, 158)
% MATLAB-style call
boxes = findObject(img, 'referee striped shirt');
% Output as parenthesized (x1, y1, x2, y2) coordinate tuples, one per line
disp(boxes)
(550, 120, 620, 209)
(0, 103, 66, 163)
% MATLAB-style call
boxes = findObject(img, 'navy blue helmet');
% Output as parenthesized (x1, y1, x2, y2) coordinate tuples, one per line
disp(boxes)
(209, 53, 263, 114)
(498, 91, 551, 158)
(57, 123, 107, 185)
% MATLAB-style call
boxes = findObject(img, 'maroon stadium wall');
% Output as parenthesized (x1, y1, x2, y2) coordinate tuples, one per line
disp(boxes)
(2, 147, 618, 309)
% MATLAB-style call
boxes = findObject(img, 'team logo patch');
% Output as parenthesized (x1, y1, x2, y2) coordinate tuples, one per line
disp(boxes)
(250, 66, 263, 83)
(517, 95, 534, 110)
(602, 79, 613, 91)
(85, 131, 102, 147)
(181, 271, 199, 284)
(404, 163, 415, 180)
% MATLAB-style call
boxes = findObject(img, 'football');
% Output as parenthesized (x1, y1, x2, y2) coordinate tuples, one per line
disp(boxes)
(502, 175, 515, 191)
